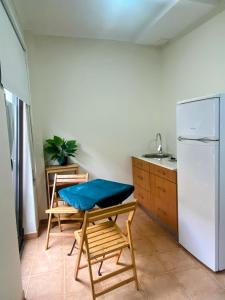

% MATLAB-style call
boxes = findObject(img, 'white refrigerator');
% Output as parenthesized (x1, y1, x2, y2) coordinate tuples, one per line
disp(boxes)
(177, 93, 225, 271)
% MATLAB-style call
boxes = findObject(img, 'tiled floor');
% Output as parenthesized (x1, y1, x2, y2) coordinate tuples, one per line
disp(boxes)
(21, 207, 225, 299)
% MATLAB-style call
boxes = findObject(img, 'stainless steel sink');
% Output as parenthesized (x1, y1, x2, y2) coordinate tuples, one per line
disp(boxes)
(142, 153, 170, 159)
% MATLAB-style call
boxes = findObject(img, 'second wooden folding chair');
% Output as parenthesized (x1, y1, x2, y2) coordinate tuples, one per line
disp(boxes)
(45, 173, 88, 250)
(74, 200, 139, 300)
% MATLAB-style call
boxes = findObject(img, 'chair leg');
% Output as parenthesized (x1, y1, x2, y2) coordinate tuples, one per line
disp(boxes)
(57, 214, 62, 232)
(127, 225, 139, 290)
(97, 255, 105, 276)
(67, 239, 76, 256)
(116, 249, 123, 264)
(74, 244, 83, 280)
(129, 244, 139, 290)
(68, 222, 83, 256)
(45, 213, 52, 250)
(87, 252, 95, 300)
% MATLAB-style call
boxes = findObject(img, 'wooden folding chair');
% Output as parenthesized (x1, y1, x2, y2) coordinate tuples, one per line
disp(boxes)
(45, 173, 88, 250)
(74, 200, 139, 300)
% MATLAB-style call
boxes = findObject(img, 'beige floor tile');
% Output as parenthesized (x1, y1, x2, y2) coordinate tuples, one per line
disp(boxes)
(26, 271, 64, 299)
(65, 251, 101, 294)
(136, 254, 166, 277)
(136, 221, 169, 238)
(65, 292, 105, 300)
(156, 248, 197, 272)
(95, 267, 143, 299)
(26, 294, 64, 300)
(22, 275, 29, 297)
(174, 267, 224, 299)
(21, 207, 225, 300)
(149, 235, 179, 253)
(133, 238, 156, 256)
(21, 239, 38, 260)
(101, 282, 145, 300)
(205, 269, 225, 289)
(65, 265, 102, 297)
(38, 223, 79, 251)
(140, 273, 189, 300)
(192, 290, 225, 300)
(20, 255, 33, 277)
(64, 249, 85, 272)
(37, 234, 64, 250)
(31, 247, 64, 275)
(62, 236, 77, 253)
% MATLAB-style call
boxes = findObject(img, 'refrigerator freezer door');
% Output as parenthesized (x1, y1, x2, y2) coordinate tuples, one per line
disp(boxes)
(177, 140, 219, 271)
(177, 98, 219, 140)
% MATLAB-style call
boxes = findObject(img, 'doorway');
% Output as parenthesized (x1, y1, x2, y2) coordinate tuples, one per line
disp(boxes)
(4, 89, 24, 250)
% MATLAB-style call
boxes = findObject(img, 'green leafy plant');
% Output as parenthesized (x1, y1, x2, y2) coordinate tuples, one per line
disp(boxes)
(44, 135, 78, 165)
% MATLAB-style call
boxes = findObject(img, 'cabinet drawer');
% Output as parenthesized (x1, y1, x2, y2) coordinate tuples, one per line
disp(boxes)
(133, 167, 150, 191)
(132, 157, 149, 172)
(150, 163, 176, 183)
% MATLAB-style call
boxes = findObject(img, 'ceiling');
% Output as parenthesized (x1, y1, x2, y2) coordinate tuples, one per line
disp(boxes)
(13, 0, 221, 46)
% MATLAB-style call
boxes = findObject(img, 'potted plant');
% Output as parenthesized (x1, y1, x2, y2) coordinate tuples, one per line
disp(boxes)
(44, 135, 78, 166)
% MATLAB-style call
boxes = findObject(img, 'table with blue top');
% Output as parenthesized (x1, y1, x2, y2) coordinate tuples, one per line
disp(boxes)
(58, 178, 134, 263)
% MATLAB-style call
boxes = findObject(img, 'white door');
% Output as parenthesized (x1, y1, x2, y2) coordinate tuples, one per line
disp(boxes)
(177, 139, 219, 271)
(177, 98, 219, 140)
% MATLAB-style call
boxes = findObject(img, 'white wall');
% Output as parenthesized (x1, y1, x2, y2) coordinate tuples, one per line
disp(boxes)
(0, 88, 23, 300)
(160, 9, 225, 153)
(27, 8, 225, 218)
(26, 34, 161, 219)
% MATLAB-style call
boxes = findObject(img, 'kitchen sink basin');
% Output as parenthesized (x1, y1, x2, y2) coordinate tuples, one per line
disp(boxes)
(142, 153, 170, 159)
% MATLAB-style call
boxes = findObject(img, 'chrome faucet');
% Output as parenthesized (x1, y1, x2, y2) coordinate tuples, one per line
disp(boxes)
(156, 133, 163, 154)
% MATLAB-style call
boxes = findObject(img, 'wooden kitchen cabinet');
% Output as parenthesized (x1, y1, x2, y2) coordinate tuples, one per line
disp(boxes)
(132, 157, 177, 234)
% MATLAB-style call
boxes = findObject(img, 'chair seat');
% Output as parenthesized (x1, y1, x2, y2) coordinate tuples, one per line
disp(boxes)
(46, 205, 83, 216)
(75, 221, 129, 259)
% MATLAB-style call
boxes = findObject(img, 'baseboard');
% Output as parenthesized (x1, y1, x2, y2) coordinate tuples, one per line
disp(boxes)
(24, 232, 38, 240)
(38, 219, 48, 236)
(23, 219, 48, 240)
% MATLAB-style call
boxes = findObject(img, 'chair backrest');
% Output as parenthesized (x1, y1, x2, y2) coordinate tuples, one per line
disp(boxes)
(55, 173, 88, 185)
(79, 201, 137, 249)
(85, 201, 137, 223)
(82, 200, 137, 235)
(50, 173, 89, 208)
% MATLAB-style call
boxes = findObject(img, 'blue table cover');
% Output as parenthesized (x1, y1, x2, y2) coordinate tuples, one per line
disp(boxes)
(58, 179, 134, 211)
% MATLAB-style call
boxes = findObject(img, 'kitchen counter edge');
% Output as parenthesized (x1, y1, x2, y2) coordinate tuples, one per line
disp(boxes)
(132, 155, 177, 171)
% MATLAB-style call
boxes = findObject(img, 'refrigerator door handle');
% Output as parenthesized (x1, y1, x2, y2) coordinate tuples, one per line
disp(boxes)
(177, 136, 186, 141)
(177, 136, 219, 142)
(198, 137, 218, 143)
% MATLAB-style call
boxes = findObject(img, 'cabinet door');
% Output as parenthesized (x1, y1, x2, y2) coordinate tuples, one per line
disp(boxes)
(152, 174, 177, 232)
(133, 167, 150, 191)
(134, 186, 150, 210)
